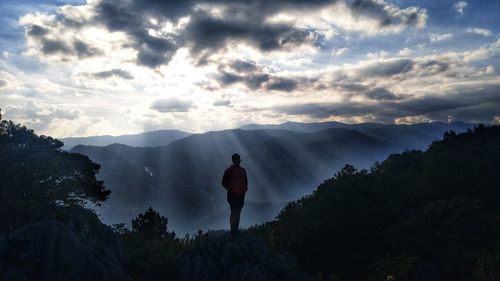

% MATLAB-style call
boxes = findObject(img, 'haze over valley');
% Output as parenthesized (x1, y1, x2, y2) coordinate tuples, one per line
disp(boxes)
(69, 121, 473, 233)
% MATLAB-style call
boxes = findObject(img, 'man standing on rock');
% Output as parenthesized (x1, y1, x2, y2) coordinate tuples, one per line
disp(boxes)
(222, 153, 248, 239)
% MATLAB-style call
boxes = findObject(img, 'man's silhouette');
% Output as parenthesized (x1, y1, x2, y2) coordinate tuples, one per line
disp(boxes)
(222, 153, 248, 239)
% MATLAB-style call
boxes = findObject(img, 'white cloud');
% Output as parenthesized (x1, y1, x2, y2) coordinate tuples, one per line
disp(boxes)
(331, 47, 349, 57)
(366, 51, 388, 59)
(430, 33, 454, 42)
(398, 48, 412, 56)
(454, 1, 467, 15)
(485, 65, 496, 75)
(466, 27, 492, 37)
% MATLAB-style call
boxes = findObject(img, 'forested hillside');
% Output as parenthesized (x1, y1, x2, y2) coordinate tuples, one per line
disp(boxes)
(251, 125, 500, 281)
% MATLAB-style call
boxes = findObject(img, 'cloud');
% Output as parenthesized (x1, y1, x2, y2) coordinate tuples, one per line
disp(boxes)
(5, 100, 83, 122)
(19, 0, 428, 68)
(270, 82, 500, 122)
(485, 65, 496, 75)
(354, 58, 415, 78)
(0, 79, 7, 88)
(364, 87, 400, 100)
(266, 77, 298, 92)
(430, 33, 454, 42)
(150, 98, 194, 113)
(331, 47, 349, 56)
(84, 69, 134, 80)
(183, 11, 316, 63)
(215, 59, 313, 92)
(213, 99, 231, 106)
(229, 60, 258, 73)
(454, 1, 467, 15)
(398, 47, 412, 56)
(349, 0, 427, 29)
(366, 51, 388, 59)
(273, 102, 371, 119)
(27, 24, 49, 37)
(466, 28, 492, 37)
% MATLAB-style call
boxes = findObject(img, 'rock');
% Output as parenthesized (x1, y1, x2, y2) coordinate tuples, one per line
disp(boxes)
(0, 220, 130, 281)
(178, 233, 310, 281)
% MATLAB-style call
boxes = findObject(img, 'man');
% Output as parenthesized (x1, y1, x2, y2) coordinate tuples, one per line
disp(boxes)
(221, 153, 248, 239)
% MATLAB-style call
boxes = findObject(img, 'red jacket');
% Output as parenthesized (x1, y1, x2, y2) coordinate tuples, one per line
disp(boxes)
(222, 164, 248, 195)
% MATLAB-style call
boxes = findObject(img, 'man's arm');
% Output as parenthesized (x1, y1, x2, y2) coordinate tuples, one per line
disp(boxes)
(243, 169, 248, 190)
(222, 169, 230, 190)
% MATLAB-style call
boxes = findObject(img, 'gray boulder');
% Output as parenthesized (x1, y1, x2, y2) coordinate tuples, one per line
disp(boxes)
(178, 233, 309, 281)
(0, 220, 130, 281)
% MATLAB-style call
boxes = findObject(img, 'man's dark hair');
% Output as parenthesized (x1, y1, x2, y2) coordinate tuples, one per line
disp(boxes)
(232, 153, 240, 163)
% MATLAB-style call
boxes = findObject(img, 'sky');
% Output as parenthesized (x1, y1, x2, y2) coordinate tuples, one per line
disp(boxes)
(0, 0, 499, 137)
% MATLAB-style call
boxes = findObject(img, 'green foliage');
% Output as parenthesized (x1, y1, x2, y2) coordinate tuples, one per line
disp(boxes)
(119, 207, 192, 281)
(0, 119, 110, 231)
(251, 125, 500, 281)
(131, 206, 174, 240)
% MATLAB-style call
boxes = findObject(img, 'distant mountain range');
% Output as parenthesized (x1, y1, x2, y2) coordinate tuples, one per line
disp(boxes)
(61, 130, 191, 150)
(68, 121, 474, 233)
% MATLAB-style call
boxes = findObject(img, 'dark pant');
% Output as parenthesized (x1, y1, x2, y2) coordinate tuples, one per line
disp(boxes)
(227, 191, 245, 211)
(227, 191, 245, 237)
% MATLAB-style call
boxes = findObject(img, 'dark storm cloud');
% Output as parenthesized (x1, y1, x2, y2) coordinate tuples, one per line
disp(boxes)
(184, 11, 314, 60)
(217, 70, 303, 92)
(36, 38, 102, 58)
(332, 58, 451, 84)
(216, 71, 270, 90)
(23, 0, 426, 68)
(271, 82, 500, 122)
(397, 83, 500, 115)
(245, 74, 271, 90)
(218, 71, 244, 85)
(230, 60, 258, 73)
(150, 98, 194, 113)
(266, 77, 298, 92)
(87, 69, 134, 80)
(73, 40, 102, 58)
(335, 82, 369, 92)
(415, 60, 449, 75)
(40, 39, 72, 55)
(349, 0, 425, 28)
(217, 59, 310, 92)
(365, 87, 400, 100)
(27, 25, 49, 37)
(94, 0, 180, 67)
(216, 54, 457, 94)
(274, 102, 372, 118)
(213, 99, 231, 106)
(358, 59, 415, 78)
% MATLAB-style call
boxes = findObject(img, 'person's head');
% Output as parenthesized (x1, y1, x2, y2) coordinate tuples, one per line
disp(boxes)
(232, 153, 241, 165)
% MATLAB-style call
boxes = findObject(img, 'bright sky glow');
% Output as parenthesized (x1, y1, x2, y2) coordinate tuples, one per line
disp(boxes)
(0, 0, 499, 137)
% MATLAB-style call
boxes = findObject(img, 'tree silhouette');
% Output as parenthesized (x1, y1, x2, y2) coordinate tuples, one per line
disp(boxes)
(0, 119, 110, 230)
(131, 206, 172, 240)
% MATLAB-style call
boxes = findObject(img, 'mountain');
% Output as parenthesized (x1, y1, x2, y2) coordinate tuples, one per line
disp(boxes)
(240, 121, 347, 132)
(241, 120, 473, 135)
(251, 124, 500, 281)
(70, 122, 474, 234)
(61, 129, 191, 150)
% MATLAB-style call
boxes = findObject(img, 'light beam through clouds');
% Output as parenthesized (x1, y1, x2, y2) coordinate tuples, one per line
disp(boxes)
(0, 0, 499, 137)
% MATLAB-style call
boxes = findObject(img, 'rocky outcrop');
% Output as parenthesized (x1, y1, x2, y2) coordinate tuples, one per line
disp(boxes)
(178, 233, 310, 281)
(0, 219, 130, 281)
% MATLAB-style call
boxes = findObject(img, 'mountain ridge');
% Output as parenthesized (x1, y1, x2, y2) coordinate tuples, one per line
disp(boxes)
(70, 122, 475, 233)
(61, 129, 191, 150)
